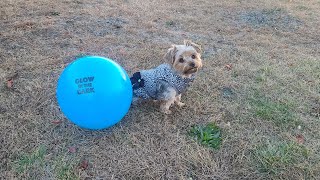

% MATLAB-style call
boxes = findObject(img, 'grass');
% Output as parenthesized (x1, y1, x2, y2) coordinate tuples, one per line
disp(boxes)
(165, 20, 176, 27)
(13, 146, 79, 179)
(13, 146, 46, 174)
(255, 66, 271, 83)
(296, 5, 310, 11)
(249, 91, 298, 128)
(57, 165, 77, 180)
(1, 0, 320, 179)
(293, 57, 320, 81)
(251, 140, 310, 178)
(189, 123, 222, 149)
(74, 53, 89, 59)
(240, 7, 302, 31)
(48, 11, 60, 16)
(54, 158, 79, 180)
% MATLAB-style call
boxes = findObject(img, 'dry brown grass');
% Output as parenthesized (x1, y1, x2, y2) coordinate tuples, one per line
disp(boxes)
(1, 0, 320, 179)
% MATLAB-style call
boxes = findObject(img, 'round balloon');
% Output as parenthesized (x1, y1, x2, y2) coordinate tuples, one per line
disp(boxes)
(56, 56, 132, 130)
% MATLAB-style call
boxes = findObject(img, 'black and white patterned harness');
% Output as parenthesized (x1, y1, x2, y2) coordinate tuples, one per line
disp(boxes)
(130, 64, 195, 100)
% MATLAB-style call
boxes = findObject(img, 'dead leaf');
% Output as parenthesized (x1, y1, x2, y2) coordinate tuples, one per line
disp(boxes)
(52, 120, 62, 124)
(68, 146, 77, 153)
(14, 22, 35, 29)
(7, 79, 13, 88)
(6, 72, 19, 89)
(225, 64, 232, 70)
(119, 48, 126, 55)
(296, 134, 304, 144)
(79, 159, 89, 170)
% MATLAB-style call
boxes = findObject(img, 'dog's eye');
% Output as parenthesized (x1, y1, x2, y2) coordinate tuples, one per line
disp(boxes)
(191, 54, 196, 59)
(179, 58, 184, 63)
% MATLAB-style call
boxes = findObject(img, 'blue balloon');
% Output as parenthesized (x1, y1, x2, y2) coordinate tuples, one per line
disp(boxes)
(56, 56, 132, 130)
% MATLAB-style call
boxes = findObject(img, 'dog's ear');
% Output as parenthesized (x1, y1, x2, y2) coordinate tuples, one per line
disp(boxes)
(164, 45, 177, 64)
(184, 40, 202, 53)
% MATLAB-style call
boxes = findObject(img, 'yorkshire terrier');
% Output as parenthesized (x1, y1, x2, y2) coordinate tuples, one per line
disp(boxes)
(130, 40, 203, 114)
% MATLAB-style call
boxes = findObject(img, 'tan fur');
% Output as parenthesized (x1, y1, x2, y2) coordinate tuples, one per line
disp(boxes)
(174, 94, 185, 107)
(161, 40, 203, 114)
(164, 45, 177, 64)
(159, 87, 177, 114)
(164, 41, 202, 78)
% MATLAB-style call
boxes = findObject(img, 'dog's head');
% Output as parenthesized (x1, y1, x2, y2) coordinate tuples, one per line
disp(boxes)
(164, 40, 203, 77)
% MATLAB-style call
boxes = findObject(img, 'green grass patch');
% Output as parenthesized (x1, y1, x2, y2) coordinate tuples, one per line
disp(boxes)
(13, 146, 80, 179)
(232, 71, 239, 78)
(73, 0, 84, 4)
(49, 11, 60, 16)
(165, 20, 175, 26)
(56, 163, 79, 180)
(54, 157, 80, 180)
(249, 92, 298, 127)
(251, 140, 310, 177)
(255, 67, 271, 83)
(13, 146, 46, 174)
(189, 122, 222, 149)
(296, 5, 310, 11)
(293, 58, 320, 80)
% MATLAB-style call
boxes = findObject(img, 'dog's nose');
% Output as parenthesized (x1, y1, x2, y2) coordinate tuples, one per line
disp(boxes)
(190, 62, 195, 67)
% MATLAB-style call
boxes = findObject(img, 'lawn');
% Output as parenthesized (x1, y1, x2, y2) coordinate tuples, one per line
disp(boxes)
(0, 0, 320, 179)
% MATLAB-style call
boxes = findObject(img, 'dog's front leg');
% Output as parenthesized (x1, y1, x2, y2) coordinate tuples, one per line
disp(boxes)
(175, 94, 185, 107)
(156, 80, 177, 114)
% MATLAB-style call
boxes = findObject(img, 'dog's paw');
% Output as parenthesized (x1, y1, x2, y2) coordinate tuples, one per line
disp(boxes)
(176, 102, 185, 107)
(160, 107, 172, 114)
(162, 109, 172, 114)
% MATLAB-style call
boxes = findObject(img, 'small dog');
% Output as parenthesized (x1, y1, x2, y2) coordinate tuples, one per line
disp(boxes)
(130, 40, 203, 114)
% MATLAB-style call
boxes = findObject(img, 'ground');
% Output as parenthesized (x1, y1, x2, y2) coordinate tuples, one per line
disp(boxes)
(0, 0, 320, 179)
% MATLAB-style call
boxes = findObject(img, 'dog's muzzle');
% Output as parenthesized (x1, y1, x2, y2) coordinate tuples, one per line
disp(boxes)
(184, 67, 198, 74)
